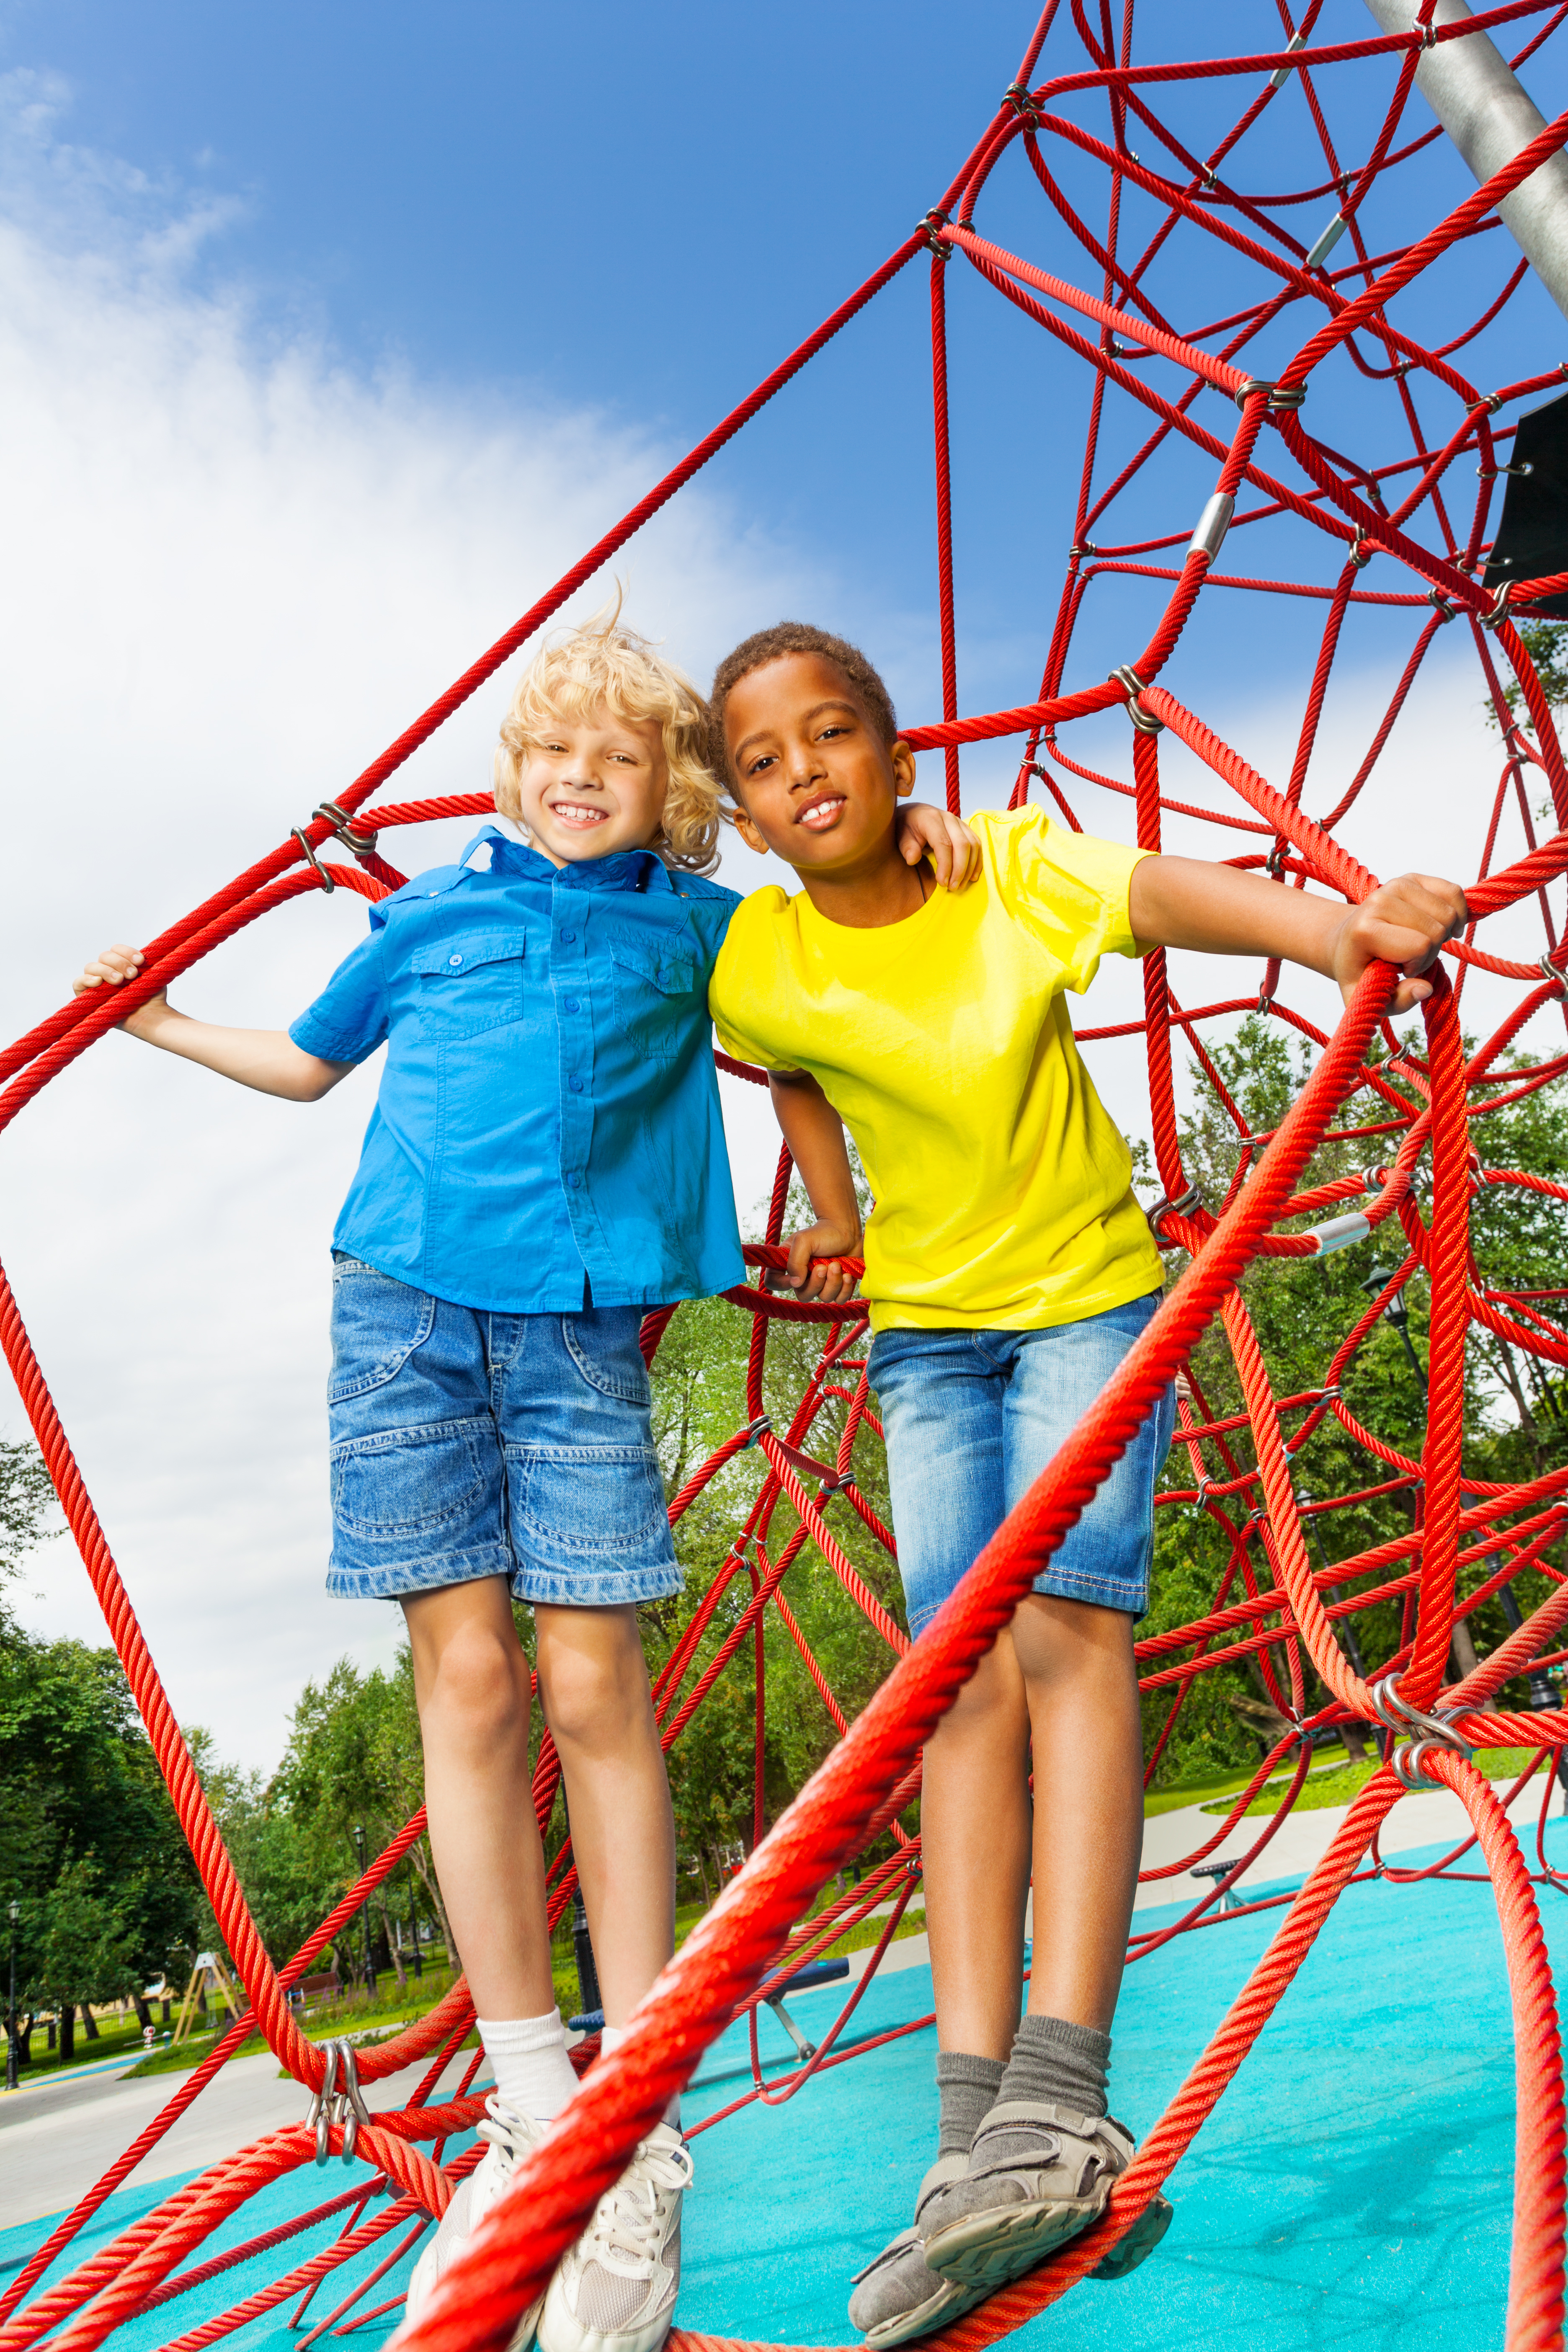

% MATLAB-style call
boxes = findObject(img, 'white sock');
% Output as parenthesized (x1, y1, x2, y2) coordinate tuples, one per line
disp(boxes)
(476, 2009, 580, 2121)
(601, 2022, 681, 2133)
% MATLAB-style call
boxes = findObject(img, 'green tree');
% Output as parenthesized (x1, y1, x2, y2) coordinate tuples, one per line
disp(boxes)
(0, 1632, 199, 2063)
(1138, 1016, 1568, 1784)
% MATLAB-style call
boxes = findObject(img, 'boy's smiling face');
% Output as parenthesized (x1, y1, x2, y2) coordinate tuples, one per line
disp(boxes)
(513, 705, 669, 867)
(725, 653, 917, 877)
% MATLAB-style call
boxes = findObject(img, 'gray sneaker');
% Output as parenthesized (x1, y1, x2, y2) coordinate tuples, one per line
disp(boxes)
(923, 2100, 1171, 2292)
(847, 2153, 992, 2348)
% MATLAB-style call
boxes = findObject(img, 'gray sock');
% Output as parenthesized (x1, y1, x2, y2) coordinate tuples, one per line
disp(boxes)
(935, 2050, 1007, 2157)
(995, 2012, 1111, 2120)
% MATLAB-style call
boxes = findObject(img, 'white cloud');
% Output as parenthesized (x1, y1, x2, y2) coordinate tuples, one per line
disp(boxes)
(0, 79, 815, 1769)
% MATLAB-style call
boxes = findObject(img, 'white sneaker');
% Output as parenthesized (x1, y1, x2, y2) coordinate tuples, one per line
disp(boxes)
(536, 2122, 691, 2352)
(393, 2097, 551, 2352)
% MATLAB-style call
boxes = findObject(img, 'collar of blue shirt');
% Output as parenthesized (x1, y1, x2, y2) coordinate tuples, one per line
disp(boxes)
(460, 825, 676, 897)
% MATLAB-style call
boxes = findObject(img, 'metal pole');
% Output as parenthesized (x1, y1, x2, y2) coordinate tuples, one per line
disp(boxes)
(6, 1904, 18, 2092)
(352, 1826, 377, 1999)
(1362, 0, 1568, 322)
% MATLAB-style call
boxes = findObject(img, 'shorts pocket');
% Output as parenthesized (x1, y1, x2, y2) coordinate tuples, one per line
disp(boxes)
(410, 930, 526, 1041)
(331, 1418, 489, 1537)
(329, 1259, 437, 1402)
(562, 1309, 653, 1405)
(513, 1445, 668, 1557)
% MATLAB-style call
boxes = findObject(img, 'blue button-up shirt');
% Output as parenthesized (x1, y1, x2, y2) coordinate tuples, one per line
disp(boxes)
(289, 829, 745, 1313)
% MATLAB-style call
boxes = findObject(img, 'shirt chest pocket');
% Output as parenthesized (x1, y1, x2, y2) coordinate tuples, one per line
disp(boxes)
(606, 931, 701, 1065)
(410, 929, 526, 1041)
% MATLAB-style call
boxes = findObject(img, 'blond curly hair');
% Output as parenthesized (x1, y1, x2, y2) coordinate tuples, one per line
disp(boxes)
(494, 603, 723, 874)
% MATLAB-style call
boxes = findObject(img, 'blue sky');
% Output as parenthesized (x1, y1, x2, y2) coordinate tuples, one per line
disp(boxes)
(2, 2, 1565, 1759)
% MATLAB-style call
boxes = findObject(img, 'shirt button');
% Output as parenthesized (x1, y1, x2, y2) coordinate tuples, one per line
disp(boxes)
(561, 929, 576, 944)
(567, 1171, 582, 1189)
(568, 1075, 583, 1092)
(563, 996, 579, 1013)
(448, 954, 463, 967)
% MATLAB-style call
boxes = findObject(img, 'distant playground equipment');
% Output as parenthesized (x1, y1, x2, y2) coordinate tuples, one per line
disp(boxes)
(6, 7, 1568, 2348)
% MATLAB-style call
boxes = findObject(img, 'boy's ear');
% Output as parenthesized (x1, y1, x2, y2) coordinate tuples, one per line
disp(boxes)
(892, 738, 917, 800)
(732, 806, 771, 856)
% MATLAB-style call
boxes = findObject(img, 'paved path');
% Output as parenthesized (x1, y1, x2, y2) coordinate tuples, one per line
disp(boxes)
(1137, 1761, 1556, 1910)
(0, 2044, 494, 2232)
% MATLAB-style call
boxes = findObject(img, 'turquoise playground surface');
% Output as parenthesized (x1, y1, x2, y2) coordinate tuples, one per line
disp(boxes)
(5, 1822, 1557, 2352)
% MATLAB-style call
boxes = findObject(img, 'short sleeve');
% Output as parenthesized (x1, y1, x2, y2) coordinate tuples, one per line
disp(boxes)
(991, 810, 1151, 995)
(708, 889, 802, 1072)
(289, 928, 390, 1064)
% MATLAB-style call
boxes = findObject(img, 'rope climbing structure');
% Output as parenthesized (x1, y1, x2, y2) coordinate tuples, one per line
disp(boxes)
(7, 5, 1568, 2348)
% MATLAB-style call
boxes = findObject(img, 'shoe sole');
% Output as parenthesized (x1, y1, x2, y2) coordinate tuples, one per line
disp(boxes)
(860, 2273, 991, 2349)
(923, 2191, 1105, 2291)
(1088, 2193, 1174, 2282)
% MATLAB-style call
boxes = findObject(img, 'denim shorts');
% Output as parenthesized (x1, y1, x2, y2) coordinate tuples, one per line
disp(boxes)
(868, 1291, 1173, 1638)
(325, 1255, 680, 1607)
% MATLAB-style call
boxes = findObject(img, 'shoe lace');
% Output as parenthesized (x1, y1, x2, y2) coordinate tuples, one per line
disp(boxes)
(582, 2140, 692, 2275)
(475, 2099, 536, 2181)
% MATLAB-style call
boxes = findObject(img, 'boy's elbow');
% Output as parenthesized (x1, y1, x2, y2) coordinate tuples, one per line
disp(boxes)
(292, 1055, 352, 1102)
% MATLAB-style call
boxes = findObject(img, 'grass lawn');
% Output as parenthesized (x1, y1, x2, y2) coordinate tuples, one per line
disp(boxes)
(5, 2009, 150, 2086)
(1198, 1744, 1552, 1818)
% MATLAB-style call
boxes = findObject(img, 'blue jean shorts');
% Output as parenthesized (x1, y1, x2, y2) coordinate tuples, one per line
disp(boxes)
(325, 1255, 681, 1607)
(867, 1291, 1173, 1639)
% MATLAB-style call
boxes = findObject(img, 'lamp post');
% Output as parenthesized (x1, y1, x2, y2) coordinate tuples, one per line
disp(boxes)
(1360, 1261, 1428, 1392)
(351, 1825, 377, 1999)
(6, 1902, 18, 2092)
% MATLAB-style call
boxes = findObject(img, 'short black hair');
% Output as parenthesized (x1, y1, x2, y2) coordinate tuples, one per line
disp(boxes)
(709, 623, 898, 797)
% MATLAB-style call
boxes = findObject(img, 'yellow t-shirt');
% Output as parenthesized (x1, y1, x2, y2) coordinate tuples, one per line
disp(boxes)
(709, 806, 1164, 1331)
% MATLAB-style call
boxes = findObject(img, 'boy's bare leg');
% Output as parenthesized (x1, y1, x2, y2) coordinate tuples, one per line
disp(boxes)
(402, 1576, 554, 2019)
(919, 1594, 1142, 2053)
(534, 1601, 675, 2025)
(920, 1630, 1033, 2061)
(1011, 1593, 1143, 2032)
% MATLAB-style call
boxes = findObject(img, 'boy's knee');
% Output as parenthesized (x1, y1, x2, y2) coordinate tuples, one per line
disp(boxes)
(426, 1622, 530, 1738)
(539, 1622, 652, 1753)
(1012, 1593, 1135, 1686)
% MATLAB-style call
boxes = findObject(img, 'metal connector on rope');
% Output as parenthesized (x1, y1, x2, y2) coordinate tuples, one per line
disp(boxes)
(1540, 953, 1568, 999)
(1148, 1182, 1201, 1241)
(1109, 663, 1163, 732)
(1189, 492, 1234, 562)
(309, 2038, 371, 2166)
(314, 799, 381, 858)
(1002, 82, 1042, 126)
(919, 208, 952, 258)
(1365, 1674, 1473, 1792)
(741, 1413, 773, 1448)
(1304, 1212, 1371, 1256)
(1305, 211, 1349, 272)
(1269, 28, 1308, 87)
(1232, 377, 1307, 410)
(290, 828, 336, 893)
(1480, 582, 1513, 630)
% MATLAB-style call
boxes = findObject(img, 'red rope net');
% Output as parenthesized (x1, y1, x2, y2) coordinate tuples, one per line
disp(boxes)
(8, 6, 1568, 2349)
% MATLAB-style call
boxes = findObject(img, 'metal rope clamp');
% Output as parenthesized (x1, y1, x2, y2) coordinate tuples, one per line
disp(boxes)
(1147, 1181, 1201, 1241)
(1365, 1674, 1473, 1792)
(740, 1413, 773, 1448)
(1109, 663, 1163, 733)
(309, 2037, 372, 2166)
(290, 828, 336, 893)
(1540, 952, 1568, 1000)
(919, 208, 952, 259)
(315, 799, 381, 860)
